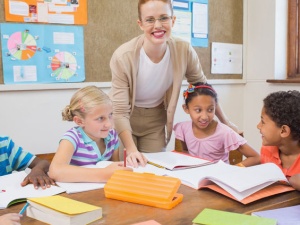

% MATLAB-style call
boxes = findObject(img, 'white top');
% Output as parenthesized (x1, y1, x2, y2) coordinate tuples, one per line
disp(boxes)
(135, 46, 173, 108)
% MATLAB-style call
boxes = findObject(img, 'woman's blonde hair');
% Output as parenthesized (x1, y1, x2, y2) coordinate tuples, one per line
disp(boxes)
(62, 86, 111, 121)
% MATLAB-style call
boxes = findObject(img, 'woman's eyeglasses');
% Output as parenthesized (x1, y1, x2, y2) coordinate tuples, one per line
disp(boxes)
(143, 16, 173, 26)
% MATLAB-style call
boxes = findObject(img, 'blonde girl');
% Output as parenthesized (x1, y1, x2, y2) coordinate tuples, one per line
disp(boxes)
(49, 86, 131, 182)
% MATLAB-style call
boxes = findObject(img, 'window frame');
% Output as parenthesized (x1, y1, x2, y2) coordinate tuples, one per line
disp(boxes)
(267, 0, 300, 83)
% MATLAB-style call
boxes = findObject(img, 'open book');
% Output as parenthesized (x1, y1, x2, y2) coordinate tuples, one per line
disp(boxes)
(143, 152, 213, 170)
(56, 161, 168, 194)
(56, 161, 112, 194)
(165, 160, 295, 204)
(0, 171, 66, 209)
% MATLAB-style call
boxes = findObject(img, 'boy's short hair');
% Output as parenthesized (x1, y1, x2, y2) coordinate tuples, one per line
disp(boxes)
(263, 90, 300, 141)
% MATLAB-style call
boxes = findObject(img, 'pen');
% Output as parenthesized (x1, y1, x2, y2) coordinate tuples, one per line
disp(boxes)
(124, 148, 127, 167)
(19, 202, 29, 215)
(148, 161, 166, 169)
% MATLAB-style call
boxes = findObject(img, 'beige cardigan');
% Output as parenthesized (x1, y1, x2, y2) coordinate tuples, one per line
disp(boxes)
(109, 34, 207, 146)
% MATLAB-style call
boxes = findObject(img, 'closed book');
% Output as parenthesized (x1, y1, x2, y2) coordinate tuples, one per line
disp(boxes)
(26, 196, 102, 225)
(192, 208, 277, 225)
(131, 220, 161, 225)
(252, 205, 300, 225)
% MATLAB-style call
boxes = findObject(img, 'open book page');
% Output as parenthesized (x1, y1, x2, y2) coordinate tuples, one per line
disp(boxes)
(56, 161, 113, 194)
(165, 160, 289, 201)
(143, 152, 213, 170)
(0, 171, 66, 209)
(203, 181, 294, 204)
(131, 163, 168, 176)
(56, 161, 168, 194)
(211, 179, 275, 201)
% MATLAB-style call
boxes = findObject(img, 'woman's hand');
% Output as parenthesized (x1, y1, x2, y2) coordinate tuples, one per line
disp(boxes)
(126, 151, 148, 168)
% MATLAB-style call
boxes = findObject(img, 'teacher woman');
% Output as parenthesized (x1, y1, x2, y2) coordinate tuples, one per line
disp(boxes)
(109, 0, 237, 167)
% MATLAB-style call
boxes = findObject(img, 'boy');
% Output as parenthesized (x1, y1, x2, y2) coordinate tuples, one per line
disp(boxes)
(257, 90, 300, 190)
(0, 136, 55, 224)
(0, 136, 55, 188)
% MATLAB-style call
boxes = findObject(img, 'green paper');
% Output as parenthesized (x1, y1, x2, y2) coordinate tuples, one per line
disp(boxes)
(193, 208, 277, 225)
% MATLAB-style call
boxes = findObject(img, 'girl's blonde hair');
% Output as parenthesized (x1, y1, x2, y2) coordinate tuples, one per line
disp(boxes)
(62, 86, 111, 121)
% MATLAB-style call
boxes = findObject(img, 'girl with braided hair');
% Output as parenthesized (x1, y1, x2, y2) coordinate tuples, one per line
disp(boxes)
(174, 83, 260, 167)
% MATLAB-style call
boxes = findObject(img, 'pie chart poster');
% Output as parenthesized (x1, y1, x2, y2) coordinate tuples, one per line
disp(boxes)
(0, 23, 85, 84)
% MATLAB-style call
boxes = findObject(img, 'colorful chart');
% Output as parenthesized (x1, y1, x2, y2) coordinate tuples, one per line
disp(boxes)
(51, 52, 77, 80)
(1, 23, 85, 84)
(7, 31, 37, 60)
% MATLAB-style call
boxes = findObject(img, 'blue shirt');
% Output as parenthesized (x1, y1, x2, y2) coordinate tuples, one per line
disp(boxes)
(61, 127, 119, 166)
(0, 136, 35, 176)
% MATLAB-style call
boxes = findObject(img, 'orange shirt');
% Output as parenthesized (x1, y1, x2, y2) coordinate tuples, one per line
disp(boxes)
(261, 146, 300, 178)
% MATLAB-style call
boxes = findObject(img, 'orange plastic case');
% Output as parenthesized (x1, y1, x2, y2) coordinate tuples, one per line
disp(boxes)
(104, 171, 183, 209)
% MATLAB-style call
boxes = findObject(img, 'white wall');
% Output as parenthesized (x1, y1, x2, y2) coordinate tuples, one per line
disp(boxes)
(1, 0, 299, 155)
(243, 0, 300, 152)
(0, 82, 245, 154)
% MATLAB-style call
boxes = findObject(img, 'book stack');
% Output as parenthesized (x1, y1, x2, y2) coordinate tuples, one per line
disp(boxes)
(26, 195, 102, 225)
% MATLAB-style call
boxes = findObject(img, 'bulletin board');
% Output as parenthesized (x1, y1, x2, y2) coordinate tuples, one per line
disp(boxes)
(0, 0, 243, 84)
(4, 0, 87, 24)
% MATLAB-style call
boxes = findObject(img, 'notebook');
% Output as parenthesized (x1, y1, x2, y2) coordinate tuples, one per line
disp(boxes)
(56, 161, 112, 194)
(192, 208, 277, 225)
(252, 205, 300, 225)
(165, 160, 294, 203)
(143, 151, 213, 170)
(0, 171, 66, 209)
(56, 161, 168, 194)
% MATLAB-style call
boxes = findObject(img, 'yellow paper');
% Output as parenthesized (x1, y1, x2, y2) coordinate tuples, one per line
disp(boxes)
(28, 196, 100, 215)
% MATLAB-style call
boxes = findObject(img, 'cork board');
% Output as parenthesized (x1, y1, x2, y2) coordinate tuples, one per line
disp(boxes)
(0, 0, 243, 84)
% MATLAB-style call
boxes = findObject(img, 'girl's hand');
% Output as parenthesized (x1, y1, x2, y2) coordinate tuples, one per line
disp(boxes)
(107, 162, 133, 171)
(289, 174, 300, 191)
(126, 151, 148, 168)
(0, 213, 22, 225)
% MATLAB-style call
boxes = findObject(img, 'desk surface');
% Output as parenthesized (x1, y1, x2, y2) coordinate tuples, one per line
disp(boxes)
(1, 185, 300, 225)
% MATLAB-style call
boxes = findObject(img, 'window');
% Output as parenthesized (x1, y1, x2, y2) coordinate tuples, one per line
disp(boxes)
(288, 0, 300, 78)
(267, 0, 300, 83)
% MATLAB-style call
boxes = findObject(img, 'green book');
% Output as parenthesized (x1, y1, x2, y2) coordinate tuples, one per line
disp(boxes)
(192, 208, 277, 225)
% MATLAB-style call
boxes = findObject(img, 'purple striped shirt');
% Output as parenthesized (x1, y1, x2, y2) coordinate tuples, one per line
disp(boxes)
(61, 127, 119, 166)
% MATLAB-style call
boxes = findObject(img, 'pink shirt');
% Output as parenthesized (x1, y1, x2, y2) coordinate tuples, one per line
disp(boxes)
(173, 121, 246, 163)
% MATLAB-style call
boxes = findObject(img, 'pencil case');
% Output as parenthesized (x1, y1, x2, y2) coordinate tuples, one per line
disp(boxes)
(104, 170, 183, 209)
